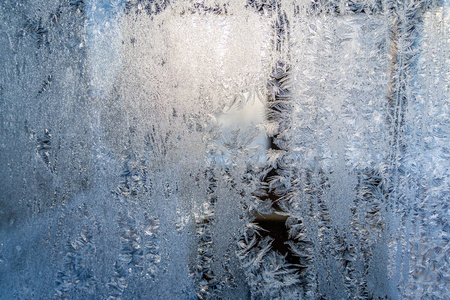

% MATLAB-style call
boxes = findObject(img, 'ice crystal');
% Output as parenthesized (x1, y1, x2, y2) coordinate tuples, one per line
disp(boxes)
(0, 0, 448, 299)
(55, 227, 97, 299)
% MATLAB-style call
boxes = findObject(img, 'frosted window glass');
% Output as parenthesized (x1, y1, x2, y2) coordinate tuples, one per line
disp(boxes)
(0, 0, 448, 299)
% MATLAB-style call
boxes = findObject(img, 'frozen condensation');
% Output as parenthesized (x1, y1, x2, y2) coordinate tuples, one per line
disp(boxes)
(0, 0, 448, 299)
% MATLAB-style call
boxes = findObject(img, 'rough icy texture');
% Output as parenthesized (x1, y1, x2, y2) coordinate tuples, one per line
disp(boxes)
(399, 3, 450, 298)
(0, 0, 448, 299)
(0, 0, 271, 298)
(276, 13, 392, 299)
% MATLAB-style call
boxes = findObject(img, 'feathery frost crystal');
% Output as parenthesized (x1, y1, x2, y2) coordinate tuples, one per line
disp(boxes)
(0, 0, 448, 298)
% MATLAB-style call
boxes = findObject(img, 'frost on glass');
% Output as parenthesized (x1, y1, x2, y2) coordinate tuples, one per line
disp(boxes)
(0, 0, 448, 299)
(272, 12, 391, 299)
(395, 3, 450, 298)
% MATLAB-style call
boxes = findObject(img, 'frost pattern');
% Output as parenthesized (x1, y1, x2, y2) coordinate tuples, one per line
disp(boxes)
(266, 12, 392, 298)
(397, 2, 449, 297)
(0, 0, 448, 299)
(55, 226, 97, 299)
(107, 213, 160, 299)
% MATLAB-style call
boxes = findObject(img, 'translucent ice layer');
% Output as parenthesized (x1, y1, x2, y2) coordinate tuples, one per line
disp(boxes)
(0, 0, 448, 299)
